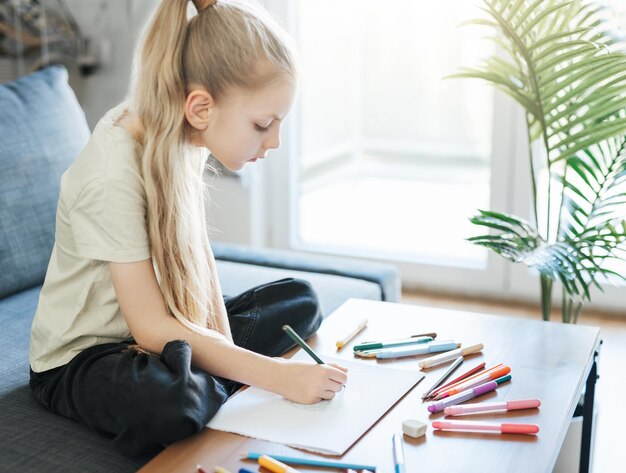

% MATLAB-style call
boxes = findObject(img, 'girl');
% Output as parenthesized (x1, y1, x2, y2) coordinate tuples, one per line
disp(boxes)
(29, 0, 348, 458)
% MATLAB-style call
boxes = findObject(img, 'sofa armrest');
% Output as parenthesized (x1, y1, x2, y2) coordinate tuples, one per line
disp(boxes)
(211, 242, 401, 303)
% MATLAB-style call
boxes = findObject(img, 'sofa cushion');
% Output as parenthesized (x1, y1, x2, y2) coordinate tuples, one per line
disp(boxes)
(216, 260, 382, 316)
(0, 66, 90, 299)
(212, 242, 401, 303)
(0, 286, 141, 472)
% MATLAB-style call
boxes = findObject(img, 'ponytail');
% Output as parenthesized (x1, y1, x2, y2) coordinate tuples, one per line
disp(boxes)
(133, 0, 222, 332)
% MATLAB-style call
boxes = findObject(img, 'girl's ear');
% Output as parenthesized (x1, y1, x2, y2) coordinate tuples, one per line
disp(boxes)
(185, 89, 215, 130)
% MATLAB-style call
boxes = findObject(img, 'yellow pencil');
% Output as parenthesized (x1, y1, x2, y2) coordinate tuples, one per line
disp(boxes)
(213, 466, 231, 473)
(336, 318, 368, 350)
(259, 454, 302, 473)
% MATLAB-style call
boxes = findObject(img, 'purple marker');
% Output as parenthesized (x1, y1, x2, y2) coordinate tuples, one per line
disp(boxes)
(427, 374, 511, 413)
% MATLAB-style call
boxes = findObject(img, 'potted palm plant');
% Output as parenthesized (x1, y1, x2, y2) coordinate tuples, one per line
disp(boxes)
(450, 0, 626, 322)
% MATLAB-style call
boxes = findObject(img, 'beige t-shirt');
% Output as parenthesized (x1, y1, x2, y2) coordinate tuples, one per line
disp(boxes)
(30, 105, 151, 373)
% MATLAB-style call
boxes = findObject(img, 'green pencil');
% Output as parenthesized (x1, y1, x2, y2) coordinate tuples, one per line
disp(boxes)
(282, 325, 324, 364)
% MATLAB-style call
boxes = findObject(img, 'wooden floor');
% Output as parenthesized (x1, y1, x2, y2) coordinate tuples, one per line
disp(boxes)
(402, 289, 625, 473)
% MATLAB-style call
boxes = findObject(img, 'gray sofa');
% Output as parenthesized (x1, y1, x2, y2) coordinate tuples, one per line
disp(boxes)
(0, 66, 400, 472)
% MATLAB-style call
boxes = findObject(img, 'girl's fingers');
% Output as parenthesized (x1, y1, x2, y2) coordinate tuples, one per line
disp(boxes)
(326, 378, 344, 392)
(320, 390, 337, 401)
(329, 363, 349, 373)
(327, 367, 348, 385)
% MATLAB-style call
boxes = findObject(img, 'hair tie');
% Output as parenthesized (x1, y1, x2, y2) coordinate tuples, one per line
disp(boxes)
(192, 0, 217, 13)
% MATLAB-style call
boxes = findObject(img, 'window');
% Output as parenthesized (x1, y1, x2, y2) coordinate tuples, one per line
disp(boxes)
(263, 0, 625, 309)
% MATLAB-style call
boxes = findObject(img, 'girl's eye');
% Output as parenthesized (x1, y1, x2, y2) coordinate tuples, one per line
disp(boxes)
(254, 123, 270, 132)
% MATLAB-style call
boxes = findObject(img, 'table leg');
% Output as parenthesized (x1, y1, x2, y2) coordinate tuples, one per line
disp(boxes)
(578, 352, 598, 473)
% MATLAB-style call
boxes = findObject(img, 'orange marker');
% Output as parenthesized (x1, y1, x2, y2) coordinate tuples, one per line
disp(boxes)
(259, 455, 302, 473)
(425, 362, 486, 399)
(430, 363, 502, 398)
(434, 365, 511, 400)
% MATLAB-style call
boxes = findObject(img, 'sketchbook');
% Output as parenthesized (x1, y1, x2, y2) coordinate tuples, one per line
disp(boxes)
(207, 351, 424, 455)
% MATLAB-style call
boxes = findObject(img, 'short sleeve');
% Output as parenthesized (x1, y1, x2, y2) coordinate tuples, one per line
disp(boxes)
(69, 177, 151, 262)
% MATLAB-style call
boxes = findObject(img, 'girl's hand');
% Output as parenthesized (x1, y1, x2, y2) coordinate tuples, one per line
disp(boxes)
(274, 359, 349, 404)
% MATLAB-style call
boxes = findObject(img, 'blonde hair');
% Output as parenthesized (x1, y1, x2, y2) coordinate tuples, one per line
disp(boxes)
(129, 0, 296, 332)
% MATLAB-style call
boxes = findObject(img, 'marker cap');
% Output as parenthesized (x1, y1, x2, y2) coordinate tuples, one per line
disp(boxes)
(508, 399, 541, 410)
(460, 343, 484, 356)
(501, 423, 539, 434)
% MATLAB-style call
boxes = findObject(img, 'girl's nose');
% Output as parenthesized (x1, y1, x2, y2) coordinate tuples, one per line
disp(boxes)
(264, 126, 281, 150)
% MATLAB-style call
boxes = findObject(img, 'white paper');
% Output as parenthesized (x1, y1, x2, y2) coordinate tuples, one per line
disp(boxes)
(207, 351, 424, 455)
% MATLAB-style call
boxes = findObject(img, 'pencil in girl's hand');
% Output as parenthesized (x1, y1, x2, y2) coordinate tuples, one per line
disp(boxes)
(282, 325, 324, 364)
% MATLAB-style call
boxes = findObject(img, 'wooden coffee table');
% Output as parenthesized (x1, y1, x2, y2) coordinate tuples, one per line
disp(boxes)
(139, 298, 600, 473)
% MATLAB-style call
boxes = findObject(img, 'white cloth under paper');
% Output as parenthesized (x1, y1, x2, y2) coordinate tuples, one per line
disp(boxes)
(207, 351, 424, 455)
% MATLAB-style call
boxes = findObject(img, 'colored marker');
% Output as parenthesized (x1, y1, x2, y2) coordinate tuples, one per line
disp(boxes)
(214, 467, 231, 473)
(282, 325, 324, 364)
(238, 469, 255, 473)
(433, 365, 511, 400)
(432, 419, 539, 435)
(259, 454, 301, 473)
(419, 343, 484, 369)
(374, 340, 459, 359)
(353, 335, 433, 353)
(444, 398, 541, 416)
(422, 356, 464, 400)
(429, 363, 501, 398)
(427, 362, 486, 398)
(427, 374, 511, 413)
(241, 452, 377, 471)
(336, 318, 368, 349)
(196, 465, 208, 473)
(392, 433, 406, 473)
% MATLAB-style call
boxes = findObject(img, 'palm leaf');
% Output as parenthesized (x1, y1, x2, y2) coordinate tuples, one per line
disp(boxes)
(560, 135, 626, 237)
(454, 0, 626, 166)
(469, 210, 624, 301)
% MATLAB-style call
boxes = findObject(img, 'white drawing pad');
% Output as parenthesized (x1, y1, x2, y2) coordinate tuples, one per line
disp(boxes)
(207, 351, 424, 455)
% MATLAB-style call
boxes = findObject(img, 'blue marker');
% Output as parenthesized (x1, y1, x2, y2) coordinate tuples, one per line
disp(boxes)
(392, 433, 406, 473)
(239, 469, 255, 473)
(375, 340, 459, 359)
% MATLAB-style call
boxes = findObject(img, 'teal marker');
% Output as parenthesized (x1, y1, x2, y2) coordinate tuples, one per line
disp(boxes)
(353, 336, 433, 353)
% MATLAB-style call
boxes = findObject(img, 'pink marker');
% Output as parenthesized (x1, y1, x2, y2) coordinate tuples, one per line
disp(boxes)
(444, 398, 541, 416)
(432, 419, 539, 435)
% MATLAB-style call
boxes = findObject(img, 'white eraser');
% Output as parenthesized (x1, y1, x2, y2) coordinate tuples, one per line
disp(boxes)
(402, 419, 427, 438)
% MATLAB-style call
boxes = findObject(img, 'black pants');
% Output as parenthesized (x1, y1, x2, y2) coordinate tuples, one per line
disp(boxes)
(29, 278, 322, 458)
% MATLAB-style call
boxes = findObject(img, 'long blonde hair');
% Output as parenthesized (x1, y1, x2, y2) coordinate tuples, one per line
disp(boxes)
(129, 0, 295, 332)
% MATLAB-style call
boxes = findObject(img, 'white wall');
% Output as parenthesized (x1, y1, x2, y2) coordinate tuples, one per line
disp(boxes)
(64, 0, 157, 128)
